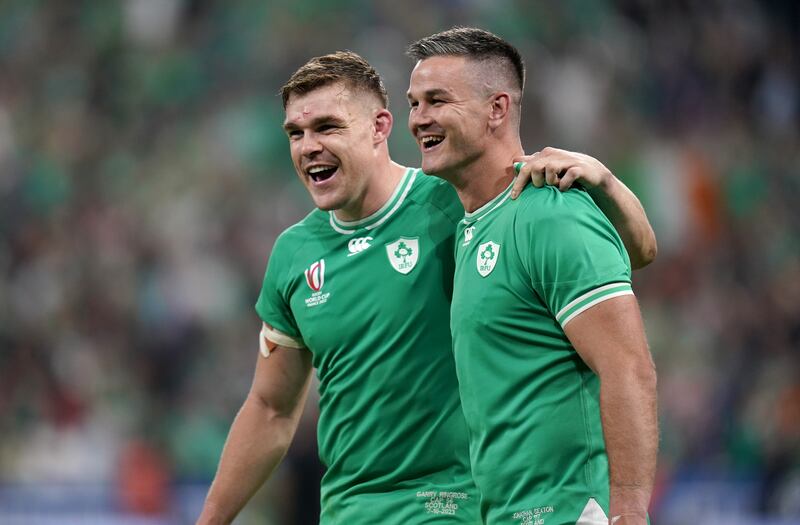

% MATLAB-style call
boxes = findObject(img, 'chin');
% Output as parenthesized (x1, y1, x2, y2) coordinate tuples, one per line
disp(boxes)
(309, 193, 339, 211)
(314, 200, 340, 212)
(421, 157, 442, 175)
(422, 160, 453, 180)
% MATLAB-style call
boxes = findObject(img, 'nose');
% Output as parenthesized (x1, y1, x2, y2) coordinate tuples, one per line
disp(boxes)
(300, 132, 323, 157)
(408, 103, 432, 135)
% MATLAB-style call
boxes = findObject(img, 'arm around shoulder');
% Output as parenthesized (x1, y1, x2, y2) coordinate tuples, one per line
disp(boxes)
(197, 329, 313, 525)
(589, 174, 657, 270)
(512, 147, 657, 269)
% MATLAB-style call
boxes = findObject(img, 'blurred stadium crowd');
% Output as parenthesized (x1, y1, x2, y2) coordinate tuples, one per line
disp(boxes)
(0, 1, 799, 524)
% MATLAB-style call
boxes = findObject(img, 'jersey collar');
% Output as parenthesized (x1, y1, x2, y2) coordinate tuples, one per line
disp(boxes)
(461, 181, 514, 225)
(328, 168, 416, 234)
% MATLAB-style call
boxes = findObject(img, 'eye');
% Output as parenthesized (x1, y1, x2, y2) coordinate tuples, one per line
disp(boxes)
(408, 100, 419, 109)
(318, 124, 338, 133)
(287, 129, 303, 139)
(431, 98, 444, 106)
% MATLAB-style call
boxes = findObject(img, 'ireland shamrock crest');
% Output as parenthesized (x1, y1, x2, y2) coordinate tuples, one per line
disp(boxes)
(476, 241, 500, 277)
(385, 237, 420, 275)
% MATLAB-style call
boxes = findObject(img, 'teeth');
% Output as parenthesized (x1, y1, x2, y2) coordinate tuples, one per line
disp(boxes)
(308, 165, 335, 174)
(421, 136, 444, 146)
(307, 165, 337, 182)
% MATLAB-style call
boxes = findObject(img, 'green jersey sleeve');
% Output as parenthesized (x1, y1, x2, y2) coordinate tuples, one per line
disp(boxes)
(255, 231, 305, 346)
(515, 186, 633, 328)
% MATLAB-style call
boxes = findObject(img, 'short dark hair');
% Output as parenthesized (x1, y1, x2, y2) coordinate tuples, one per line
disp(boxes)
(406, 27, 525, 92)
(280, 51, 388, 109)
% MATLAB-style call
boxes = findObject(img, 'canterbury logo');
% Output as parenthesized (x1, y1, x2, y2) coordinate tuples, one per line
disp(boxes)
(304, 259, 325, 291)
(463, 226, 475, 246)
(347, 236, 373, 256)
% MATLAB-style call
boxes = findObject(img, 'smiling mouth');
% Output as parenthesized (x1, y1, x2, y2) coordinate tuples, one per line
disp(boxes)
(421, 135, 444, 151)
(307, 165, 338, 183)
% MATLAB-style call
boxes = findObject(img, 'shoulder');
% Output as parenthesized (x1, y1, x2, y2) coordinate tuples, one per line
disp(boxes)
(408, 169, 463, 223)
(513, 184, 599, 226)
(510, 184, 621, 258)
(270, 208, 325, 262)
(407, 168, 452, 200)
(512, 184, 629, 271)
(277, 208, 326, 242)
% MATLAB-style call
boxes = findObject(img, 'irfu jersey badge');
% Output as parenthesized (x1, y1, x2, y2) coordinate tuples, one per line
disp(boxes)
(476, 241, 500, 277)
(386, 237, 419, 275)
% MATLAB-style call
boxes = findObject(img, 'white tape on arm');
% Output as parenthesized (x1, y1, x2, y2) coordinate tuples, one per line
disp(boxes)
(610, 512, 647, 524)
(259, 323, 305, 357)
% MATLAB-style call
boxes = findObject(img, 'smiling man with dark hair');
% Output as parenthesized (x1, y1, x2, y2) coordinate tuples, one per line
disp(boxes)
(407, 27, 658, 525)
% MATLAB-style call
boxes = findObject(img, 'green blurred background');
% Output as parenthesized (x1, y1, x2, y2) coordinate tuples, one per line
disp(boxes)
(1, 1, 799, 523)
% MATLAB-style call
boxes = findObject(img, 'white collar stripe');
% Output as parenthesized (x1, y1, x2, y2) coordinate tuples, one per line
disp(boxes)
(462, 182, 514, 225)
(366, 170, 417, 230)
(329, 168, 414, 232)
(329, 214, 355, 234)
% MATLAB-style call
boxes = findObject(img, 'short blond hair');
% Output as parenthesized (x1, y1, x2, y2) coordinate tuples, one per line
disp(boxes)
(281, 51, 388, 109)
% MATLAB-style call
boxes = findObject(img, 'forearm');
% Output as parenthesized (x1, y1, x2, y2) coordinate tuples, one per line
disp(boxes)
(198, 394, 298, 524)
(588, 176, 657, 270)
(599, 358, 658, 522)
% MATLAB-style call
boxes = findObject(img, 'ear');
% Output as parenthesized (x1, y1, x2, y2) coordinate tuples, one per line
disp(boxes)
(373, 108, 394, 144)
(487, 92, 511, 129)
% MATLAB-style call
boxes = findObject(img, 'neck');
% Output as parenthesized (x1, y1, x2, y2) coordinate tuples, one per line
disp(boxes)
(450, 139, 524, 213)
(334, 157, 407, 222)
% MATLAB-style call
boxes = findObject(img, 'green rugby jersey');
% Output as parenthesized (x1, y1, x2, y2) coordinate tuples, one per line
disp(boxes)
(256, 168, 480, 524)
(451, 182, 633, 525)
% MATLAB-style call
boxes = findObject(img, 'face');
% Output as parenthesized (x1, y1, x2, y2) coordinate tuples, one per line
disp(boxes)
(407, 55, 492, 178)
(283, 83, 384, 213)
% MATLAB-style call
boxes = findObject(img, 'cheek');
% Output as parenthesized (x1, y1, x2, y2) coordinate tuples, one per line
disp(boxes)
(356, 124, 375, 143)
(288, 142, 303, 163)
(440, 111, 463, 134)
(456, 115, 482, 140)
(294, 168, 308, 187)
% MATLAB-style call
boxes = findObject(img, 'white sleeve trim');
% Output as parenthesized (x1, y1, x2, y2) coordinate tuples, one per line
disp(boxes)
(556, 282, 630, 320)
(560, 290, 634, 328)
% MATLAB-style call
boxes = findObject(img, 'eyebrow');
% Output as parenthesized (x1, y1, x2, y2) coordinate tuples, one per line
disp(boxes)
(406, 88, 451, 100)
(283, 114, 346, 132)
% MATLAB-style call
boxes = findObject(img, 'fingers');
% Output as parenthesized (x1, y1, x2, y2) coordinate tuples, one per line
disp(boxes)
(511, 147, 595, 197)
(530, 147, 587, 191)
(510, 170, 528, 199)
(510, 154, 544, 199)
(545, 163, 562, 186)
(559, 166, 581, 191)
(530, 167, 545, 188)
